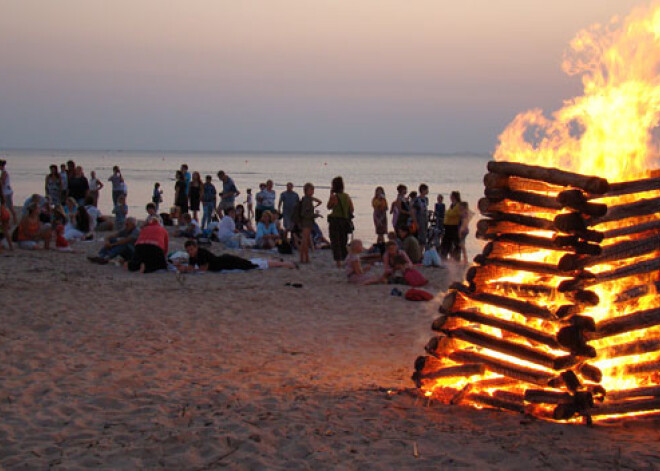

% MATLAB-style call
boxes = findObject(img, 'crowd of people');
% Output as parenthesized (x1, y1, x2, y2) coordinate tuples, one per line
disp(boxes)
(0, 158, 474, 284)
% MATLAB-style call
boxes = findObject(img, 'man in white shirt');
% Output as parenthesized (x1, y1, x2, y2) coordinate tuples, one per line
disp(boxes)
(217, 208, 241, 248)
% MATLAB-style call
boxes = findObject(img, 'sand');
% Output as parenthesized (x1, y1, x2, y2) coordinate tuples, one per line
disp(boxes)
(1, 235, 659, 470)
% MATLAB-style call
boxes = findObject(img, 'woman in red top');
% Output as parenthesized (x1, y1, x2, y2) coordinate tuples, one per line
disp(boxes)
(17, 202, 52, 250)
(0, 193, 13, 250)
(126, 216, 169, 273)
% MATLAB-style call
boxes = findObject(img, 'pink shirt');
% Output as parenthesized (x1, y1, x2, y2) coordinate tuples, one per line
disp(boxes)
(136, 221, 169, 253)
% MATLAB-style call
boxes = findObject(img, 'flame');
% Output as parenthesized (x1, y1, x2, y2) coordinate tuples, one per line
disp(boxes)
(494, 2, 660, 181)
(418, 3, 660, 422)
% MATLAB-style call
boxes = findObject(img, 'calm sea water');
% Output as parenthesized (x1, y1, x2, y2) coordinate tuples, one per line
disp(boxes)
(0, 150, 489, 256)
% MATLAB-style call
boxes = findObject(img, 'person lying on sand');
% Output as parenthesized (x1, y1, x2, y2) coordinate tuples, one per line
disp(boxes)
(177, 239, 297, 272)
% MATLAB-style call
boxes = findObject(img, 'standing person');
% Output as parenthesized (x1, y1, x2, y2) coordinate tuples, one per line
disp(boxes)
(152, 182, 163, 211)
(255, 183, 267, 222)
(189, 171, 202, 221)
(326, 176, 353, 268)
(181, 164, 191, 193)
(434, 194, 446, 244)
(59, 164, 69, 204)
(297, 182, 322, 264)
(108, 166, 124, 206)
(413, 183, 430, 247)
(246, 188, 254, 221)
(174, 170, 188, 218)
(391, 184, 411, 231)
(68, 166, 89, 206)
(126, 216, 169, 273)
(278, 182, 300, 241)
(0, 159, 16, 224)
(88, 170, 104, 206)
(113, 193, 128, 231)
(217, 170, 239, 211)
(458, 201, 474, 263)
(201, 175, 217, 229)
(439, 191, 462, 261)
(372, 186, 388, 245)
(45, 165, 63, 206)
(260, 180, 276, 215)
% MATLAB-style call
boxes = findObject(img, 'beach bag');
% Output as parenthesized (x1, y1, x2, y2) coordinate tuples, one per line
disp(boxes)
(404, 288, 434, 302)
(423, 247, 441, 267)
(404, 268, 428, 287)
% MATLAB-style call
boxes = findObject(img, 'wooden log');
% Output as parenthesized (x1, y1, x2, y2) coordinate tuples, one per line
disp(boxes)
(615, 360, 660, 376)
(607, 386, 660, 401)
(603, 175, 660, 198)
(461, 292, 555, 320)
(591, 306, 660, 339)
(415, 363, 486, 381)
(480, 211, 556, 231)
(488, 282, 556, 297)
(473, 254, 572, 276)
(484, 172, 566, 194)
(615, 283, 658, 304)
(491, 233, 602, 256)
(450, 384, 473, 405)
(591, 398, 660, 417)
(448, 310, 561, 349)
(583, 257, 660, 287)
(576, 363, 602, 383)
(487, 161, 610, 194)
(448, 327, 568, 370)
(492, 390, 525, 405)
(467, 393, 525, 414)
(473, 377, 518, 388)
(589, 196, 660, 226)
(598, 338, 660, 359)
(557, 189, 608, 217)
(478, 198, 559, 217)
(485, 188, 563, 210)
(449, 350, 553, 386)
(439, 291, 458, 314)
(558, 233, 660, 271)
(524, 389, 573, 405)
(603, 219, 660, 240)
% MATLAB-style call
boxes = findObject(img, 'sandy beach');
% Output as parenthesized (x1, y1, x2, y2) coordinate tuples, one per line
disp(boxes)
(0, 235, 658, 470)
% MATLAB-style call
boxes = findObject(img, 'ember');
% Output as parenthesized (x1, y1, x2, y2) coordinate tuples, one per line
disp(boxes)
(413, 2, 660, 423)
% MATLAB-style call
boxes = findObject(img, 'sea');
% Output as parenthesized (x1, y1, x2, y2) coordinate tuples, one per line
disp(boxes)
(0, 149, 490, 256)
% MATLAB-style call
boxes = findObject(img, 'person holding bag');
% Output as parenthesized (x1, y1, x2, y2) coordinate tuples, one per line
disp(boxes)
(326, 176, 353, 268)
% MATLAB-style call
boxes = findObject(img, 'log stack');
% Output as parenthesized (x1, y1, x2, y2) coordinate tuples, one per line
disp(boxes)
(413, 161, 660, 423)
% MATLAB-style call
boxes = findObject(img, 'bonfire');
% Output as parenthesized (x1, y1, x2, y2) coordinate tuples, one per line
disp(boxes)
(413, 2, 660, 423)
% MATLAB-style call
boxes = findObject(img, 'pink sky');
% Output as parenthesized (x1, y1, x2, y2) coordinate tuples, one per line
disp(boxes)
(0, 0, 644, 153)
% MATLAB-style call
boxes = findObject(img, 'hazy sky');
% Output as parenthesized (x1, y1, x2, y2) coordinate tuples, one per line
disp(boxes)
(0, 1, 646, 153)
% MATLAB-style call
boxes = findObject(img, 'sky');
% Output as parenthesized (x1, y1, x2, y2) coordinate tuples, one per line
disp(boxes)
(0, 0, 647, 154)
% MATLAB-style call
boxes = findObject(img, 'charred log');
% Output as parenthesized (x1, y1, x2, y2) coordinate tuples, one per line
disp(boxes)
(485, 188, 563, 210)
(467, 393, 525, 414)
(603, 219, 660, 239)
(524, 389, 573, 405)
(487, 161, 609, 194)
(591, 398, 660, 417)
(473, 255, 572, 277)
(607, 386, 660, 401)
(604, 175, 660, 197)
(598, 338, 660, 360)
(589, 196, 660, 226)
(462, 292, 555, 320)
(591, 307, 660, 339)
(557, 190, 608, 216)
(558, 233, 660, 271)
(449, 350, 553, 386)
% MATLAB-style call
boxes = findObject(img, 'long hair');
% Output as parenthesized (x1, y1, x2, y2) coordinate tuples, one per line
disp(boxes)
(331, 176, 344, 194)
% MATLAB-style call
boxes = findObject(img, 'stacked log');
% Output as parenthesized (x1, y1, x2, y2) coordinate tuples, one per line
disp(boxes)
(413, 161, 660, 423)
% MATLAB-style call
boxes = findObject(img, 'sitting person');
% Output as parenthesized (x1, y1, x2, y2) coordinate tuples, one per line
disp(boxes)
(382, 240, 413, 279)
(178, 239, 297, 272)
(174, 213, 202, 238)
(17, 202, 52, 250)
(234, 204, 255, 238)
(217, 207, 242, 248)
(398, 226, 423, 264)
(311, 222, 330, 249)
(88, 217, 140, 264)
(344, 239, 384, 285)
(64, 205, 93, 241)
(0, 193, 13, 251)
(84, 195, 113, 232)
(126, 216, 169, 273)
(255, 210, 280, 249)
(112, 193, 128, 231)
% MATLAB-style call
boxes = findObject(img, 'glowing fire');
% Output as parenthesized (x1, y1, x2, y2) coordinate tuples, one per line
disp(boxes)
(416, 3, 660, 422)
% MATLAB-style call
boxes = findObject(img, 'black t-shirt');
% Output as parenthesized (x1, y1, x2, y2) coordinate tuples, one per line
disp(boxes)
(68, 177, 89, 200)
(189, 248, 257, 271)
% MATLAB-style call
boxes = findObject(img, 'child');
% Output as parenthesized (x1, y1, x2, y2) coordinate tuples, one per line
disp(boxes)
(113, 194, 128, 231)
(345, 239, 384, 285)
(246, 188, 254, 221)
(175, 213, 202, 238)
(152, 182, 163, 211)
